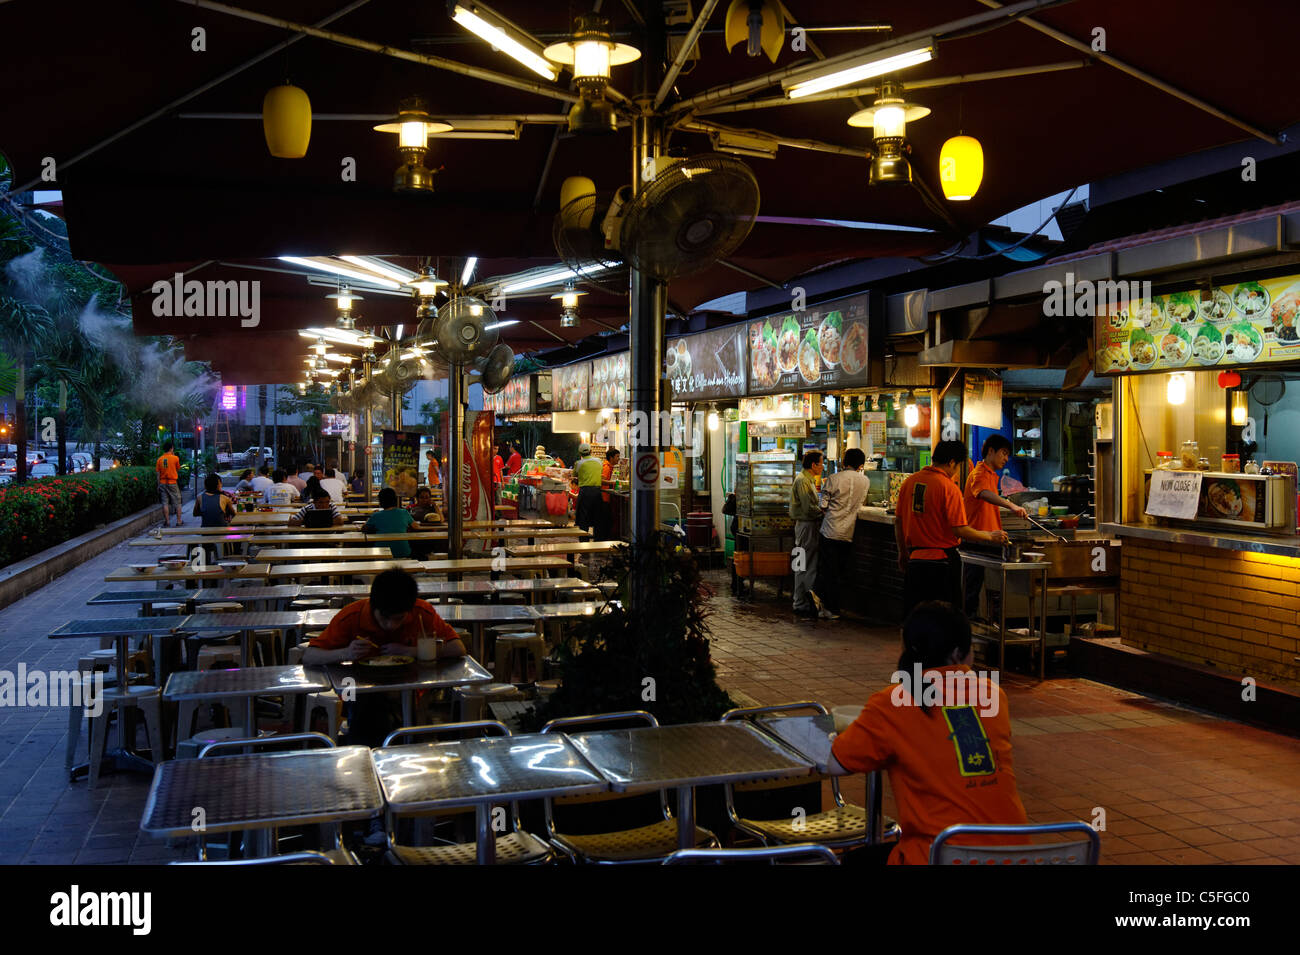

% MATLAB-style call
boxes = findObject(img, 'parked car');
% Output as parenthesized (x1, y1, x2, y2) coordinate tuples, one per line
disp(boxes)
(0, 458, 14, 473)
(29, 462, 55, 478)
(70, 452, 93, 472)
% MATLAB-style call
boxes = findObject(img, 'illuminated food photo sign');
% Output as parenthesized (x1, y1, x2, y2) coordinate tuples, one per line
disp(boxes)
(665, 326, 745, 401)
(746, 292, 869, 395)
(552, 362, 590, 412)
(588, 353, 629, 408)
(484, 375, 534, 415)
(1096, 271, 1300, 374)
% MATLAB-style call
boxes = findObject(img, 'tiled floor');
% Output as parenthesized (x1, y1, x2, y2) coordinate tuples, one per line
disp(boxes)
(0, 537, 1298, 864)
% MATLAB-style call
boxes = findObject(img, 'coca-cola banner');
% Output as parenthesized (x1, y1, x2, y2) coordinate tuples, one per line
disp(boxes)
(442, 411, 494, 554)
(665, 325, 746, 401)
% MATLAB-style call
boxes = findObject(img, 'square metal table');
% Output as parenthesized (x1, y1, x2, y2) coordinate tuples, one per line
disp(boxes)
(86, 589, 199, 612)
(262, 560, 423, 582)
(567, 721, 814, 850)
(371, 733, 607, 864)
(181, 609, 336, 666)
(163, 664, 332, 740)
(190, 584, 304, 611)
(323, 655, 492, 726)
(49, 615, 192, 780)
(432, 603, 541, 659)
(251, 547, 396, 563)
(140, 745, 383, 856)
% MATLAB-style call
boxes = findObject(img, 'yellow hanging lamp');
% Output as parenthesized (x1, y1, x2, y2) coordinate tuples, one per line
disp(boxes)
(262, 84, 312, 158)
(939, 134, 983, 201)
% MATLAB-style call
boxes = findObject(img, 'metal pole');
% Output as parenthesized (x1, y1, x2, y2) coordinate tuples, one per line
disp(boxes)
(448, 363, 464, 560)
(628, 1, 667, 558)
(363, 357, 374, 506)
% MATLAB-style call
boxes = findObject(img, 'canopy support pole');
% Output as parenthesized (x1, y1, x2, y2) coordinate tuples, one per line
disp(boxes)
(448, 362, 465, 560)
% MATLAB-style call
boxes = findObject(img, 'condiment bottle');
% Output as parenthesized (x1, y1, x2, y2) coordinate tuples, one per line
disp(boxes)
(1221, 454, 1240, 473)
(1156, 451, 1173, 470)
(1179, 440, 1199, 470)
(1244, 460, 1261, 474)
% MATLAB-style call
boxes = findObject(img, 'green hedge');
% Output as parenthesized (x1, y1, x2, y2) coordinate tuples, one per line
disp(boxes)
(0, 467, 158, 568)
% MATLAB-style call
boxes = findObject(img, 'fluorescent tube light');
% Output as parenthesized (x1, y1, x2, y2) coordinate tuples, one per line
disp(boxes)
(279, 256, 403, 289)
(784, 38, 934, 99)
(451, 2, 558, 81)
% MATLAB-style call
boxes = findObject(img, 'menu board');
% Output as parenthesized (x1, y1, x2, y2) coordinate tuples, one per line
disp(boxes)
(381, 430, 420, 498)
(588, 353, 629, 409)
(738, 394, 814, 421)
(552, 362, 590, 411)
(962, 375, 1003, 429)
(484, 375, 534, 415)
(1096, 272, 1300, 374)
(665, 326, 746, 401)
(746, 292, 870, 395)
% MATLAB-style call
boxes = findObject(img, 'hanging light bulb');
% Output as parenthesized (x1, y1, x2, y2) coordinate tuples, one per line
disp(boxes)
(552, 283, 586, 327)
(707, 404, 720, 431)
(1231, 390, 1248, 426)
(328, 286, 362, 330)
(903, 393, 919, 428)
(848, 79, 930, 185)
(373, 97, 452, 192)
(262, 83, 312, 158)
(312, 337, 328, 356)
(544, 15, 640, 135)
(1167, 372, 1187, 405)
(939, 134, 984, 201)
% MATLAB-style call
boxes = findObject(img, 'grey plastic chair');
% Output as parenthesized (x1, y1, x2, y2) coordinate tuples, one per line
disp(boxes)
(720, 701, 900, 852)
(928, 822, 1101, 865)
(663, 844, 839, 865)
(171, 851, 338, 865)
(540, 710, 719, 864)
(380, 720, 552, 865)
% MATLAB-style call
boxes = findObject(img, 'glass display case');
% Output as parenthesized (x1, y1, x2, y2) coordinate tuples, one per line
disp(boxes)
(735, 451, 796, 537)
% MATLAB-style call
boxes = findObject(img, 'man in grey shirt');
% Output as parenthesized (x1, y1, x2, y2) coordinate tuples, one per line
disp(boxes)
(817, 448, 871, 619)
(789, 449, 826, 619)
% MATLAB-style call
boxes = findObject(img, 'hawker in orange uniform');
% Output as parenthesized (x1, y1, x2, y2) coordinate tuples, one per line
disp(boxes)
(895, 440, 1007, 615)
(830, 602, 1029, 864)
(962, 434, 1028, 616)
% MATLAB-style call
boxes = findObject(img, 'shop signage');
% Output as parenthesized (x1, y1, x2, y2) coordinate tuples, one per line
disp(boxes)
(665, 325, 746, 401)
(961, 375, 1003, 429)
(738, 393, 814, 421)
(552, 362, 590, 411)
(484, 375, 534, 415)
(746, 420, 808, 438)
(588, 353, 629, 408)
(1145, 469, 1203, 520)
(746, 292, 870, 395)
(1096, 271, 1300, 375)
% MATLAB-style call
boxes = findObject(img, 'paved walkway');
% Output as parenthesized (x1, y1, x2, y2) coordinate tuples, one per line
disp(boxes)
(0, 538, 1298, 864)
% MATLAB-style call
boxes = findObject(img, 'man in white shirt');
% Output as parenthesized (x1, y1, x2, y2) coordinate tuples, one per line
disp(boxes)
(816, 447, 871, 620)
(249, 464, 274, 495)
(263, 468, 298, 506)
(319, 467, 347, 504)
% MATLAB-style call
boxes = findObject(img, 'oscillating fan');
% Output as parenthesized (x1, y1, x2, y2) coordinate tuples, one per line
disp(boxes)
(433, 296, 498, 364)
(553, 175, 631, 295)
(477, 343, 516, 394)
(619, 153, 760, 281)
(372, 354, 423, 399)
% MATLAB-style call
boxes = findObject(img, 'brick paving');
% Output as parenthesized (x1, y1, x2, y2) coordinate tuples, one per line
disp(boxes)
(0, 536, 1298, 864)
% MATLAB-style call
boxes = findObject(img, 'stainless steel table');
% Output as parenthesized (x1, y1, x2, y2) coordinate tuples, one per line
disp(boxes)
(432, 604, 541, 660)
(262, 560, 423, 581)
(181, 610, 337, 666)
(252, 547, 397, 563)
(322, 655, 492, 726)
(163, 665, 331, 741)
(49, 616, 191, 780)
(958, 550, 1050, 678)
(567, 721, 814, 850)
(371, 734, 606, 864)
(190, 584, 304, 611)
(86, 589, 200, 612)
(140, 745, 382, 856)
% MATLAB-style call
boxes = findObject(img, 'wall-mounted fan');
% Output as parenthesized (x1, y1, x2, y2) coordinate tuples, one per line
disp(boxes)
(553, 175, 631, 295)
(619, 152, 759, 281)
(372, 354, 423, 398)
(433, 296, 498, 364)
(477, 342, 515, 394)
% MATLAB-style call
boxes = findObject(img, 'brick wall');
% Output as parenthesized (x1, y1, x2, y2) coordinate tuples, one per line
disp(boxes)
(1121, 537, 1300, 687)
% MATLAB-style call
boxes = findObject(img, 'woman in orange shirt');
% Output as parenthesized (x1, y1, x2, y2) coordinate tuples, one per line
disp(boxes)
(830, 601, 1029, 864)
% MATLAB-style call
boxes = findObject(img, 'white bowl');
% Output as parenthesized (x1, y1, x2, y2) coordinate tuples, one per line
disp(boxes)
(128, 563, 155, 574)
(160, 559, 188, 571)
(218, 560, 247, 571)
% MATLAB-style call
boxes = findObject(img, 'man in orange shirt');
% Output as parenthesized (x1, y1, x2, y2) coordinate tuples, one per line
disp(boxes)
(304, 570, 465, 746)
(963, 434, 1028, 617)
(155, 440, 182, 527)
(895, 440, 1007, 615)
(830, 601, 1029, 864)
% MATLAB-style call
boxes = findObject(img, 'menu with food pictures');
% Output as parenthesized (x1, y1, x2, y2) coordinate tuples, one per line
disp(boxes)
(746, 293, 870, 395)
(588, 353, 629, 409)
(484, 375, 534, 415)
(552, 362, 590, 411)
(1096, 272, 1300, 374)
(665, 325, 746, 401)
(381, 430, 420, 499)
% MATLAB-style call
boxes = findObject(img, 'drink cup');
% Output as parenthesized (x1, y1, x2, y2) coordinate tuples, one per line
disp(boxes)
(417, 637, 439, 661)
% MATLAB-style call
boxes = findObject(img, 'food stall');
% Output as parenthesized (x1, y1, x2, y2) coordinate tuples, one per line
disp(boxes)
(1097, 267, 1300, 688)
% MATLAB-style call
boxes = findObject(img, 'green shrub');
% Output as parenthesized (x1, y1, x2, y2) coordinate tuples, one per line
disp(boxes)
(0, 466, 157, 568)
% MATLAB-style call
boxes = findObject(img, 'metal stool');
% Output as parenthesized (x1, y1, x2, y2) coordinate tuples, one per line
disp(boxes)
(494, 633, 547, 684)
(86, 683, 165, 789)
(451, 684, 523, 721)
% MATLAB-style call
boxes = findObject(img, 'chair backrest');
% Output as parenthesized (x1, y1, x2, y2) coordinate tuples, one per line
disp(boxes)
(663, 844, 839, 865)
(197, 732, 334, 758)
(928, 822, 1101, 865)
(539, 710, 666, 831)
(382, 720, 510, 747)
(719, 702, 846, 814)
(172, 851, 337, 865)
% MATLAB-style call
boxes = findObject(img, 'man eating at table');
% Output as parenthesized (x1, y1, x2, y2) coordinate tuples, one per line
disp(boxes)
(303, 570, 466, 743)
(288, 487, 345, 526)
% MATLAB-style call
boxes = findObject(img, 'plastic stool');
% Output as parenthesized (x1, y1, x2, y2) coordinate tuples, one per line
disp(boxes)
(494, 633, 547, 683)
(196, 642, 240, 670)
(300, 691, 341, 738)
(176, 726, 250, 760)
(287, 641, 312, 665)
(87, 685, 165, 789)
(289, 598, 327, 611)
(197, 602, 245, 614)
(451, 684, 523, 721)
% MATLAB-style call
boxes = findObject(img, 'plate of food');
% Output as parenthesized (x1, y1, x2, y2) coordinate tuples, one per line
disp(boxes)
(218, 559, 248, 571)
(1205, 479, 1244, 518)
(798, 330, 822, 384)
(1159, 324, 1192, 366)
(1232, 281, 1269, 318)
(1191, 322, 1224, 365)
(1134, 297, 1167, 333)
(1223, 321, 1263, 362)
(355, 653, 416, 680)
(777, 316, 801, 374)
(1165, 292, 1198, 326)
(1096, 342, 1129, 372)
(750, 323, 779, 389)
(160, 558, 189, 571)
(1201, 288, 1233, 323)
(1268, 285, 1300, 345)
(840, 322, 867, 376)
(817, 311, 842, 367)
(1128, 327, 1157, 370)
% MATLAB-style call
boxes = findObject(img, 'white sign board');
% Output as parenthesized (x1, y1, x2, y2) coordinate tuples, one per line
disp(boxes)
(659, 466, 679, 490)
(633, 451, 659, 491)
(1145, 469, 1203, 520)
